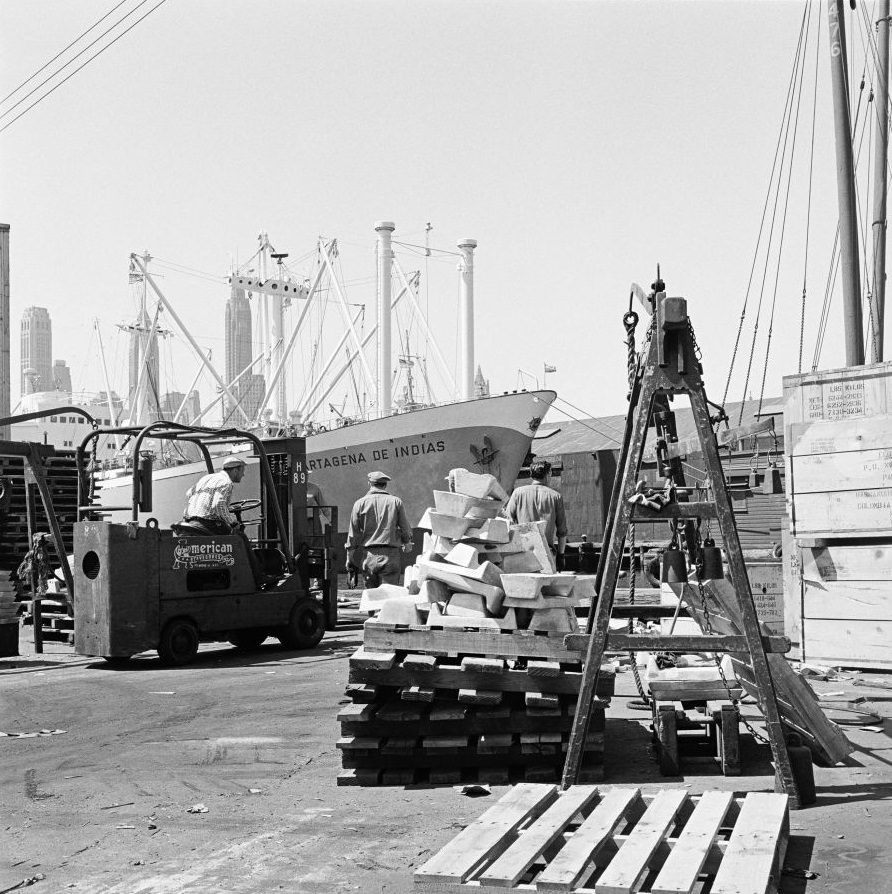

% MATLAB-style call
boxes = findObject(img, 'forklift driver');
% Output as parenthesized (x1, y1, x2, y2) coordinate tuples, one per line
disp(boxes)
(182, 456, 247, 534)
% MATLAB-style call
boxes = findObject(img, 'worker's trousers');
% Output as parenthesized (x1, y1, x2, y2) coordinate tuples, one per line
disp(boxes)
(362, 545, 403, 586)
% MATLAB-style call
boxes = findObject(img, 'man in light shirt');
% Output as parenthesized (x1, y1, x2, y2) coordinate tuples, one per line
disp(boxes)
(181, 456, 246, 535)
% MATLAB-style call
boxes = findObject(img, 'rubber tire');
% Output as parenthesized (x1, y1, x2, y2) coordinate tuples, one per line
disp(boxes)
(228, 630, 268, 651)
(157, 618, 200, 666)
(278, 598, 325, 650)
(103, 656, 131, 666)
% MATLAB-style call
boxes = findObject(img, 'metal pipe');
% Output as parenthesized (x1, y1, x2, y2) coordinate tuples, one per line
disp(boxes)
(458, 237, 477, 400)
(376, 221, 395, 416)
(871, 0, 890, 362)
(827, 0, 865, 365)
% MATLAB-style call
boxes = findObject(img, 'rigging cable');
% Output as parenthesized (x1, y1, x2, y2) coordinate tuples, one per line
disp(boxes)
(721, 0, 812, 413)
(0, 0, 131, 107)
(757, 1, 812, 418)
(0, 0, 169, 134)
(737, 1, 811, 422)
(800, 2, 822, 374)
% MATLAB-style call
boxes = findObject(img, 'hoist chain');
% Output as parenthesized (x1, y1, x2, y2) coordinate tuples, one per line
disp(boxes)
(692, 553, 769, 746)
(626, 520, 650, 706)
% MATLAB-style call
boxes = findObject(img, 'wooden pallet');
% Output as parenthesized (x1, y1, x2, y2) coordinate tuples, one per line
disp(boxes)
(338, 697, 603, 737)
(338, 763, 604, 787)
(415, 784, 789, 894)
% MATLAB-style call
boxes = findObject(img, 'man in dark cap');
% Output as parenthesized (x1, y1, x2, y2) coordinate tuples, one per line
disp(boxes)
(347, 471, 413, 586)
(181, 456, 247, 534)
(505, 459, 567, 566)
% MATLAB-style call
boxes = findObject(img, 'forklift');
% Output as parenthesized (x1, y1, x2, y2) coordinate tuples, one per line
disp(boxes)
(72, 421, 337, 666)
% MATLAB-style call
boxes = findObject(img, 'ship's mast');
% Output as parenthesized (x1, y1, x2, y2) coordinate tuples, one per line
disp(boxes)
(871, 0, 890, 362)
(828, 0, 865, 365)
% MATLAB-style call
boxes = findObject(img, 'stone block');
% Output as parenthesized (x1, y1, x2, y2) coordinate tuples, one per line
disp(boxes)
(433, 490, 503, 519)
(419, 578, 451, 603)
(444, 542, 481, 569)
(445, 592, 488, 617)
(500, 550, 544, 573)
(448, 468, 509, 501)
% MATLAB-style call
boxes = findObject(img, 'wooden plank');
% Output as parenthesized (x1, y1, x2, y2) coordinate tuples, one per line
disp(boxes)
(592, 633, 790, 654)
(716, 705, 741, 777)
(536, 788, 643, 893)
(788, 416, 892, 456)
(650, 790, 735, 894)
(349, 663, 587, 695)
(362, 622, 582, 662)
(349, 649, 397, 670)
(478, 786, 601, 887)
(791, 489, 892, 536)
(791, 447, 892, 494)
(414, 783, 557, 884)
(711, 792, 788, 894)
(801, 543, 892, 581)
(803, 580, 892, 621)
(802, 618, 892, 669)
(595, 789, 688, 894)
(630, 502, 717, 521)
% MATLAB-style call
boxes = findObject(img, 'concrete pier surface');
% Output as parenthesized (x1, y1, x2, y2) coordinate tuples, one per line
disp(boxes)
(2, 601, 891, 893)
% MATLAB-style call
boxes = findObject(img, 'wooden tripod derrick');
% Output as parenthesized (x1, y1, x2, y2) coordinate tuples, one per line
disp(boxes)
(561, 287, 825, 808)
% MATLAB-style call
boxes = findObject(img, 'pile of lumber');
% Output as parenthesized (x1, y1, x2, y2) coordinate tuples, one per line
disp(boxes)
(338, 469, 615, 787)
(338, 623, 613, 786)
(0, 572, 20, 625)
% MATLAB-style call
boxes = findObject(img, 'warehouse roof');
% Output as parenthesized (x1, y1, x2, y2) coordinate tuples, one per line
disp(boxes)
(533, 397, 783, 458)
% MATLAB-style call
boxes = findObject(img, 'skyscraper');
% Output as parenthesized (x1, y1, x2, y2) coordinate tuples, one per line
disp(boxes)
(53, 359, 72, 393)
(20, 306, 53, 394)
(225, 286, 263, 422)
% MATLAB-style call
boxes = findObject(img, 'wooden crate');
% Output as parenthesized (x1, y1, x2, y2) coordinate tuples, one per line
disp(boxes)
(415, 784, 789, 894)
(788, 543, 892, 670)
(784, 363, 892, 536)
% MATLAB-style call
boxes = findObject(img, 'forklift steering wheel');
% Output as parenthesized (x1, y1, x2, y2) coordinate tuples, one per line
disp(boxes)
(230, 499, 262, 517)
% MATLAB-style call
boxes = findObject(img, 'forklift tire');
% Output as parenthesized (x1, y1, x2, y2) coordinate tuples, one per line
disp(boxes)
(228, 631, 268, 651)
(278, 598, 325, 650)
(158, 618, 200, 666)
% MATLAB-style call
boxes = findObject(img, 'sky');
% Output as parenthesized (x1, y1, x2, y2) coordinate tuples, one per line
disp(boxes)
(0, 0, 882, 427)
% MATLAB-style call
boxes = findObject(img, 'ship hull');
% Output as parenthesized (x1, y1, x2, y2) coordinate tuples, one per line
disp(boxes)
(97, 390, 556, 532)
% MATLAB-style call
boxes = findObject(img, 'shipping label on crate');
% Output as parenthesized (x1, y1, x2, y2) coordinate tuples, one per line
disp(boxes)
(746, 562, 784, 635)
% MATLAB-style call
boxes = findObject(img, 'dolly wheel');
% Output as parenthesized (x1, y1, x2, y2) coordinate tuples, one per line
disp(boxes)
(158, 618, 200, 666)
(228, 630, 268, 651)
(278, 598, 325, 650)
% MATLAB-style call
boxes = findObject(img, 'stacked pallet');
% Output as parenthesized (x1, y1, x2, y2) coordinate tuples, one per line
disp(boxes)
(339, 624, 613, 786)
(340, 469, 614, 786)
(0, 572, 20, 657)
(0, 572, 19, 624)
(0, 451, 80, 575)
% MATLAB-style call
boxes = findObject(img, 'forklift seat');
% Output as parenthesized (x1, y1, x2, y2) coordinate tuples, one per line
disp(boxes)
(253, 548, 287, 577)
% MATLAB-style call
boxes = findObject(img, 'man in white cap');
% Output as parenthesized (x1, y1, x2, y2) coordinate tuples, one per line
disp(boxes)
(181, 456, 247, 535)
(347, 471, 413, 586)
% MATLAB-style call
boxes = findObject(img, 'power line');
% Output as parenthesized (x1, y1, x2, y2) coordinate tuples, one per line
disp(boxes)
(0, 0, 132, 107)
(0, 0, 169, 135)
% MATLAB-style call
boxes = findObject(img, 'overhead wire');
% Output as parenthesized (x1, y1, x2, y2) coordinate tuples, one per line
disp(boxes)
(722, 0, 812, 412)
(757, 0, 812, 418)
(0, 0, 132, 107)
(0, 0, 169, 135)
(736, 1, 811, 422)
(800, 2, 822, 374)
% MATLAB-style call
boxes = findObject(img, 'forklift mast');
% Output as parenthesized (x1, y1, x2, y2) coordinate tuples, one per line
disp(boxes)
(259, 437, 308, 554)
